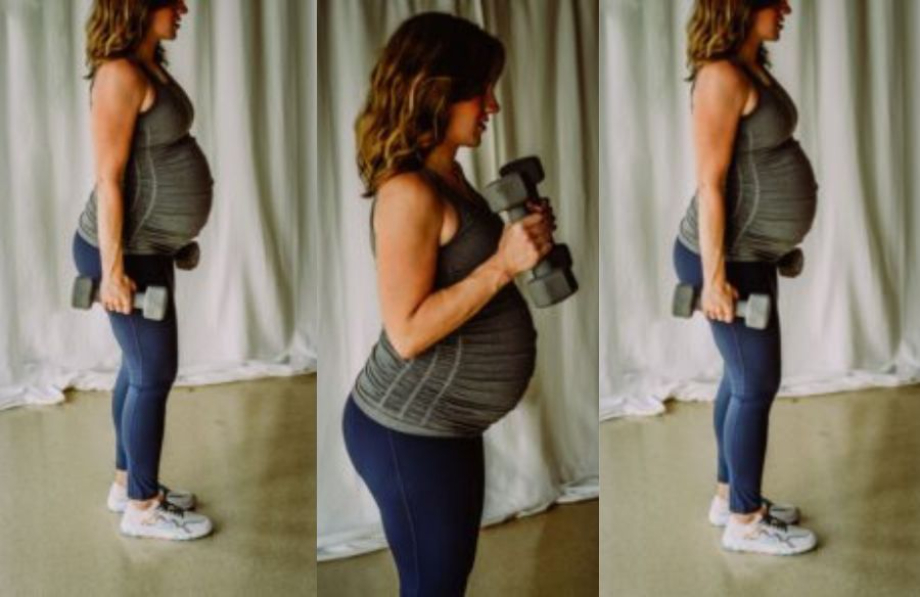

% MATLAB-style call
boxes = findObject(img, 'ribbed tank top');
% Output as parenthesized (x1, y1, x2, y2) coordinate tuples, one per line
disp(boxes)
(351, 168, 538, 438)
(678, 62, 818, 261)
(77, 61, 213, 255)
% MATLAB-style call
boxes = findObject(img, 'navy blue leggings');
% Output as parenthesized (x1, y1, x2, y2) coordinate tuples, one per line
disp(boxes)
(72, 233, 178, 500)
(342, 397, 484, 597)
(673, 240, 781, 514)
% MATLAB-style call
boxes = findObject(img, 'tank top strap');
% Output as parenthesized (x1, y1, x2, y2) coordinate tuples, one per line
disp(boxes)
(132, 60, 164, 86)
(417, 168, 471, 214)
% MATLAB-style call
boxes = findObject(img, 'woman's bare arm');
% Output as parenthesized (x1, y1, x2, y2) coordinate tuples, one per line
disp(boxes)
(90, 60, 148, 313)
(374, 173, 551, 359)
(692, 61, 750, 322)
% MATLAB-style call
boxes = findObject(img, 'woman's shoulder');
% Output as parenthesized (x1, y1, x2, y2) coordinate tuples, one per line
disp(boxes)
(94, 58, 147, 84)
(374, 170, 446, 236)
(692, 60, 753, 111)
(377, 171, 442, 209)
(696, 59, 749, 89)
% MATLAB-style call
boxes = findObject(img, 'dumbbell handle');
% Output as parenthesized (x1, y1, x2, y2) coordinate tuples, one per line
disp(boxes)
(91, 287, 149, 310)
(499, 203, 556, 278)
(693, 296, 751, 318)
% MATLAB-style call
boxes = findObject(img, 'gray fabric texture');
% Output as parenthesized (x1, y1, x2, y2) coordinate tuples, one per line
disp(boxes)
(351, 169, 537, 437)
(677, 61, 818, 262)
(77, 62, 214, 255)
(318, 0, 598, 560)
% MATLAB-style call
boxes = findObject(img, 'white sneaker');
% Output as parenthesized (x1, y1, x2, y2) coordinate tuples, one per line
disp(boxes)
(708, 495, 799, 527)
(120, 500, 213, 541)
(107, 482, 197, 513)
(722, 513, 817, 555)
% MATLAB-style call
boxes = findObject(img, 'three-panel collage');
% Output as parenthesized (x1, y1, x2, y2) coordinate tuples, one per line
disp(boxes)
(2, 0, 919, 595)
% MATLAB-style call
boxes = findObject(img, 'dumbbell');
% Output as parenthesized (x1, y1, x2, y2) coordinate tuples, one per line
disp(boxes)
(175, 241, 200, 270)
(71, 276, 169, 321)
(671, 283, 771, 329)
(482, 156, 578, 307)
(777, 248, 803, 278)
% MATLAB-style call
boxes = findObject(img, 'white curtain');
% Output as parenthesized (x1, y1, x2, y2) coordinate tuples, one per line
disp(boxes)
(317, 0, 599, 560)
(600, 0, 920, 419)
(0, 0, 316, 411)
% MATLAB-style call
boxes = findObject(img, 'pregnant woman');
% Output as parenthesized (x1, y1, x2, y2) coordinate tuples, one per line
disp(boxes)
(674, 0, 819, 555)
(342, 12, 555, 595)
(73, 0, 212, 540)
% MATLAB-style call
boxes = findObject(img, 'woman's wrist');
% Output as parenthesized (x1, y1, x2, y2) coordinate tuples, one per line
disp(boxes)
(481, 253, 513, 291)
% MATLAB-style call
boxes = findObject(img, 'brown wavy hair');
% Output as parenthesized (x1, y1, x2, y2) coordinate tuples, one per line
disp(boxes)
(85, 0, 175, 79)
(355, 12, 505, 197)
(686, 0, 780, 81)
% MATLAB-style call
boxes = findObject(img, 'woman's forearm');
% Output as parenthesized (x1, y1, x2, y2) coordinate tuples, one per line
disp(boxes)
(697, 184, 728, 287)
(387, 254, 512, 359)
(96, 179, 126, 279)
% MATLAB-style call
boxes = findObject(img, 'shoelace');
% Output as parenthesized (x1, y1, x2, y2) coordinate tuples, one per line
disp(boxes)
(760, 512, 788, 532)
(158, 500, 187, 518)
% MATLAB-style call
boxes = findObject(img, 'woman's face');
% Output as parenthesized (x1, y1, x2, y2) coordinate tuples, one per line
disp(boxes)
(445, 84, 500, 148)
(149, 0, 189, 41)
(752, 0, 792, 42)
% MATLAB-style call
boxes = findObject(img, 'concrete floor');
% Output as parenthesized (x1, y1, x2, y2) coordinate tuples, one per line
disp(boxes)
(601, 384, 920, 597)
(0, 374, 316, 597)
(318, 500, 599, 596)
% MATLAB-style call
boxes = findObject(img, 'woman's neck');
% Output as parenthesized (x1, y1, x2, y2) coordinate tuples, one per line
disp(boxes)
(135, 34, 159, 67)
(424, 143, 459, 178)
(738, 36, 762, 69)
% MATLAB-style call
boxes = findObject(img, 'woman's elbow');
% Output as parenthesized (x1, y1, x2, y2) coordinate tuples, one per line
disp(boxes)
(389, 333, 422, 360)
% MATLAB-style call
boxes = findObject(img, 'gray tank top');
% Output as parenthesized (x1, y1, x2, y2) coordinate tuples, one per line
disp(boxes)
(77, 61, 213, 255)
(678, 62, 818, 261)
(351, 169, 538, 437)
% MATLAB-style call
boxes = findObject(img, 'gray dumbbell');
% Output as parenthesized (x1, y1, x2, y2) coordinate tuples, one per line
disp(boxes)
(482, 156, 578, 307)
(71, 276, 169, 321)
(777, 248, 803, 278)
(175, 241, 200, 270)
(672, 283, 771, 329)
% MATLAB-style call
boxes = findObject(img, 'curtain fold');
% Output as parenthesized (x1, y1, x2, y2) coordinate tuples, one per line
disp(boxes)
(600, 0, 920, 420)
(317, 0, 599, 560)
(0, 0, 316, 411)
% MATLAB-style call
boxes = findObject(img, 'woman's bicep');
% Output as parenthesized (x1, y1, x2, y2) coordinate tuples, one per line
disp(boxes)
(90, 63, 144, 186)
(374, 178, 443, 333)
(692, 67, 746, 193)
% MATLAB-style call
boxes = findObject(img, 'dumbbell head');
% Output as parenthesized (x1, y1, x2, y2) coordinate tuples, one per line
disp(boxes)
(528, 266, 578, 307)
(483, 156, 546, 215)
(672, 284, 697, 318)
(72, 276, 96, 310)
(175, 241, 200, 271)
(141, 286, 169, 320)
(499, 156, 544, 185)
(742, 294, 771, 330)
(777, 248, 803, 278)
(482, 172, 530, 214)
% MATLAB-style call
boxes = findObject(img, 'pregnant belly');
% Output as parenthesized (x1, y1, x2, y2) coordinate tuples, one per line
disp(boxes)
(731, 142, 818, 258)
(148, 141, 213, 235)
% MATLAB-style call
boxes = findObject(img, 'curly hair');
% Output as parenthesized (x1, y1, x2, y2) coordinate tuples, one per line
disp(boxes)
(85, 0, 175, 79)
(686, 0, 780, 81)
(354, 12, 505, 197)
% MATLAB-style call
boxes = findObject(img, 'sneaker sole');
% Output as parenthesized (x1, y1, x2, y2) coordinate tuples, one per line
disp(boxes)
(721, 536, 817, 555)
(120, 524, 213, 541)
